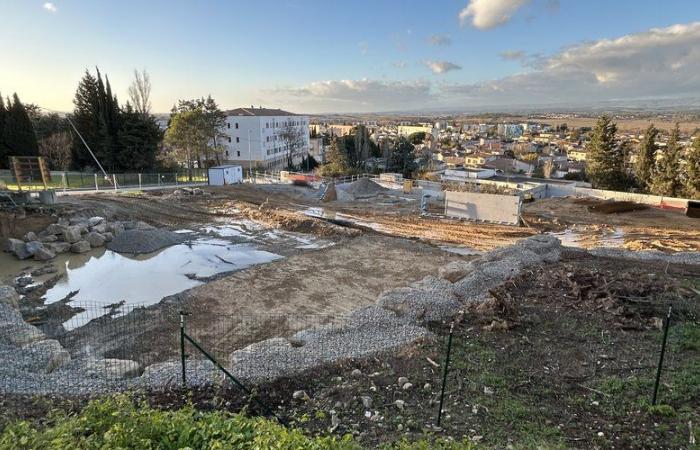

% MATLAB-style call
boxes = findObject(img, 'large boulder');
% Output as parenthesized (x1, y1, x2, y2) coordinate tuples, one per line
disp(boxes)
(23, 231, 38, 242)
(25, 241, 45, 255)
(62, 226, 82, 244)
(47, 242, 71, 254)
(85, 232, 106, 248)
(33, 246, 55, 261)
(90, 223, 107, 234)
(0, 285, 19, 309)
(0, 304, 45, 346)
(87, 216, 105, 227)
(21, 339, 71, 374)
(44, 223, 67, 235)
(39, 234, 58, 243)
(70, 240, 91, 254)
(4, 238, 32, 260)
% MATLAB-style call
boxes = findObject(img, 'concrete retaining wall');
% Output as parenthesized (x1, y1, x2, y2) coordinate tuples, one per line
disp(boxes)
(445, 191, 522, 225)
(543, 182, 690, 208)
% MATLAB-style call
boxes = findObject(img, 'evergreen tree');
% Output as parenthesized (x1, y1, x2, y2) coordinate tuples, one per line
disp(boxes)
(650, 124, 683, 197)
(3, 93, 39, 158)
(317, 138, 350, 177)
(634, 124, 658, 191)
(388, 138, 417, 178)
(683, 135, 700, 199)
(0, 94, 7, 168)
(587, 115, 625, 190)
(118, 103, 163, 171)
(71, 70, 102, 169)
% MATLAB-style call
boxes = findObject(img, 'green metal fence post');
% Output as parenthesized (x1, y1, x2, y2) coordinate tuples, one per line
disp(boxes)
(180, 311, 187, 389)
(652, 306, 672, 405)
(437, 322, 455, 427)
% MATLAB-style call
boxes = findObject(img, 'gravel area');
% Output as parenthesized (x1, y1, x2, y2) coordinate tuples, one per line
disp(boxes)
(107, 229, 186, 254)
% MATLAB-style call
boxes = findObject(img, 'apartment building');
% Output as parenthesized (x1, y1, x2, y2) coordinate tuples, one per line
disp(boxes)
(221, 107, 310, 170)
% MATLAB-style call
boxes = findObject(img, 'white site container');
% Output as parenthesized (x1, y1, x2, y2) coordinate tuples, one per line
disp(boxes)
(208, 165, 243, 186)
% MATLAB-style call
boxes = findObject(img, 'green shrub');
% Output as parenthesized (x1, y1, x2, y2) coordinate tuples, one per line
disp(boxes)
(0, 395, 359, 450)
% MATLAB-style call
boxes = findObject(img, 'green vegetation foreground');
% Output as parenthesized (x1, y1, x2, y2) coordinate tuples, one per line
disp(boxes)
(0, 396, 475, 450)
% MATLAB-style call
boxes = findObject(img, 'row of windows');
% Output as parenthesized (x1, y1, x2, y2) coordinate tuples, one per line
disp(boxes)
(225, 119, 308, 130)
(266, 146, 290, 156)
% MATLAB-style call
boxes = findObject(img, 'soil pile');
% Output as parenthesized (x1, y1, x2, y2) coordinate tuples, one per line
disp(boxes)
(107, 229, 185, 254)
(342, 178, 388, 198)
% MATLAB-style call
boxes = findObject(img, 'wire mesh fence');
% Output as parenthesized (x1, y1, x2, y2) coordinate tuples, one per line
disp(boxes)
(0, 300, 430, 398)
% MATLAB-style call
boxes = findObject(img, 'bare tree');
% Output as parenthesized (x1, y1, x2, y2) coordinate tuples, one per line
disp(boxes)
(128, 69, 152, 115)
(279, 123, 306, 170)
(38, 131, 73, 170)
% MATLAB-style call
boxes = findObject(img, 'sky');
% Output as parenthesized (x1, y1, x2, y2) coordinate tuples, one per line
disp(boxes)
(1, 0, 700, 114)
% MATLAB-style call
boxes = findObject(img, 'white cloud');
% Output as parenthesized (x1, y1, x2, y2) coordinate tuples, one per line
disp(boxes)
(459, 0, 529, 29)
(424, 60, 462, 74)
(427, 34, 452, 46)
(443, 22, 700, 105)
(43, 2, 57, 13)
(267, 79, 433, 112)
(264, 22, 700, 112)
(499, 50, 525, 61)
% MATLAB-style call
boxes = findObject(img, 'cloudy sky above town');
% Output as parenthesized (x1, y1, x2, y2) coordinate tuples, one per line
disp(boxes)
(1, 0, 700, 113)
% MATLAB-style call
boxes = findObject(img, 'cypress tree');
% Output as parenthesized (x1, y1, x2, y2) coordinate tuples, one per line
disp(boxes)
(118, 102, 162, 171)
(587, 115, 625, 190)
(71, 70, 102, 169)
(683, 136, 700, 199)
(650, 124, 683, 197)
(634, 124, 658, 191)
(0, 94, 7, 168)
(3, 93, 39, 158)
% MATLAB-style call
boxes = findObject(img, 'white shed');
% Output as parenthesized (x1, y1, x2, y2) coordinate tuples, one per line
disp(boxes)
(208, 165, 243, 186)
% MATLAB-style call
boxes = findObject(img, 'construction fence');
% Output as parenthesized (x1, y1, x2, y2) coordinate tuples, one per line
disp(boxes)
(0, 169, 209, 193)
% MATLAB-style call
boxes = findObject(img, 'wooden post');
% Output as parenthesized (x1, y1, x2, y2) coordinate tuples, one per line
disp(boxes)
(94, 173, 99, 191)
(112, 174, 117, 191)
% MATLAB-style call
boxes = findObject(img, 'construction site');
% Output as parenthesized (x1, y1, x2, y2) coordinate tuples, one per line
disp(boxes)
(1, 173, 699, 449)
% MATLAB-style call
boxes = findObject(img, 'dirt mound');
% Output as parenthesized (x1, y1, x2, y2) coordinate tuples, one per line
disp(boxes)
(235, 202, 358, 237)
(342, 178, 388, 198)
(588, 200, 650, 214)
(107, 229, 185, 254)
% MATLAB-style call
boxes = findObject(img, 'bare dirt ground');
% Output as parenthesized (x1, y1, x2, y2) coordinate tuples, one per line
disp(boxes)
(523, 197, 700, 252)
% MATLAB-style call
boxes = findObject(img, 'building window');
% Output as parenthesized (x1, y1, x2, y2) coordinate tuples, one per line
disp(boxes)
(227, 123, 230, 129)
(225, 150, 229, 157)
(266, 123, 269, 128)
(236, 137, 240, 143)
(235, 123, 239, 129)
(227, 137, 231, 143)
(237, 151, 240, 157)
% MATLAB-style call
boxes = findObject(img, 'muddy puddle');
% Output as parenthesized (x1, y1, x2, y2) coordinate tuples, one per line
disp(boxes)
(43, 238, 282, 329)
(551, 226, 626, 249)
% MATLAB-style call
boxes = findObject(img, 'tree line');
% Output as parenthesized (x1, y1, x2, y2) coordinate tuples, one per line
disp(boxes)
(587, 115, 700, 199)
(0, 68, 164, 173)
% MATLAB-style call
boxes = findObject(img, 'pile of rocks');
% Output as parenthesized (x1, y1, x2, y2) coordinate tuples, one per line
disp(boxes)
(3, 216, 128, 261)
(0, 284, 145, 394)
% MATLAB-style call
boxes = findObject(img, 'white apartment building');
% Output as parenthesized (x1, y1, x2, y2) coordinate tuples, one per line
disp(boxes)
(221, 107, 310, 170)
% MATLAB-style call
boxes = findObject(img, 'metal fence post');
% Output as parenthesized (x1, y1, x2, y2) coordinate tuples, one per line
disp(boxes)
(175, 173, 179, 186)
(180, 311, 187, 389)
(138, 173, 142, 190)
(62, 172, 67, 192)
(652, 306, 672, 405)
(112, 174, 117, 191)
(158, 173, 161, 187)
(94, 173, 99, 191)
(437, 322, 455, 427)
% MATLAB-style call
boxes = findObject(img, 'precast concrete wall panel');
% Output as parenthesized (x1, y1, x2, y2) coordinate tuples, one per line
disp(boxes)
(445, 191, 521, 225)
